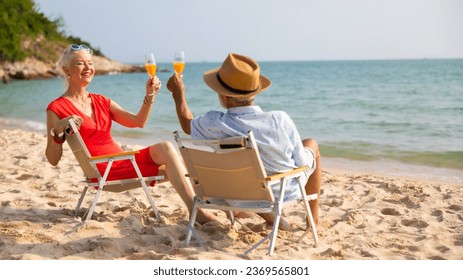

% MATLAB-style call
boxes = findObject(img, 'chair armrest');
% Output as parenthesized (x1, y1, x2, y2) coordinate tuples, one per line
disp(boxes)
(89, 150, 139, 161)
(265, 166, 308, 182)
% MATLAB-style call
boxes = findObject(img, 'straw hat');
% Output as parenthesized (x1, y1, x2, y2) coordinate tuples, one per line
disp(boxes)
(203, 53, 271, 98)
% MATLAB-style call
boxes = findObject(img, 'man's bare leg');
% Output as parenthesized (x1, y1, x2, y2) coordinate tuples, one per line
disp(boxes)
(302, 138, 321, 225)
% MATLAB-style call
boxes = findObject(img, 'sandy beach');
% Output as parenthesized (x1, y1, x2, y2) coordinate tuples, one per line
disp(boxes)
(0, 128, 462, 260)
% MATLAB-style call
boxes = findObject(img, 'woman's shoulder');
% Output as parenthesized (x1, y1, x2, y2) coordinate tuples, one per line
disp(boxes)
(89, 93, 111, 103)
(46, 96, 66, 110)
(88, 92, 107, 99)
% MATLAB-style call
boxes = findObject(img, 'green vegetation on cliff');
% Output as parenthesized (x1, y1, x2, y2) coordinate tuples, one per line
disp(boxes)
(0, 0, 103, 63)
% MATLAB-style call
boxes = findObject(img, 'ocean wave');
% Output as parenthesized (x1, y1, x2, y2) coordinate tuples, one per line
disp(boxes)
(0, 117, 46, 131)
(322, 142, 463, 171)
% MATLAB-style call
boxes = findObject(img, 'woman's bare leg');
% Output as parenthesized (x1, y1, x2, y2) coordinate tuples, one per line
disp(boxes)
(149, 141, 218, 224)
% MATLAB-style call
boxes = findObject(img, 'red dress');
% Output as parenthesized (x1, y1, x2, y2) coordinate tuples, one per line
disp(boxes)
(47, 94, 159, 184)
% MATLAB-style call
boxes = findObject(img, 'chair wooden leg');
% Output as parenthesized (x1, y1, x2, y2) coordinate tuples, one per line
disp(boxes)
(245, 231, 272, 255)
(185, 197, 203, 247)
(130, 158, 161, 221)
(267, 206, 282, 255)
(83, 159, 113, 222)
(85, 184, 104, 221)
(75, 186, 88, 217)
(140, 182, 160, 220)
(244, 211, 281, 255)
(228, 211, 235, 225)
(297, 175, 319, 247)
(298, 205, 319, 246)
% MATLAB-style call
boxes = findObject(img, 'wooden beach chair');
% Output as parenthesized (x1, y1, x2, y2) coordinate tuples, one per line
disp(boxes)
(174, 131, 319, 255)
(65, 119, 164, 222)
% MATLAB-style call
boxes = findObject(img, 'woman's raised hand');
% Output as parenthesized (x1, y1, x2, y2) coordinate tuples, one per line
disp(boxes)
(146, 76, 161, 96)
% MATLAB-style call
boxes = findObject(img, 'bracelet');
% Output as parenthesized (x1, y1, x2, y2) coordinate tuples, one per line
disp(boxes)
(144, 96, 154, 105)
(50, 127, 66, 144)
(53, 136, 66, 144)
(52, 133, 66, 144)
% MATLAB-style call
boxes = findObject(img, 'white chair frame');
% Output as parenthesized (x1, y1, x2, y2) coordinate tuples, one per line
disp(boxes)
(66, 119, 163, 222)
(174, 131, 318, 255)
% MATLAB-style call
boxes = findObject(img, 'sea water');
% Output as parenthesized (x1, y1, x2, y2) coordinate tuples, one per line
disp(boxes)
(1, 59, 462, 182)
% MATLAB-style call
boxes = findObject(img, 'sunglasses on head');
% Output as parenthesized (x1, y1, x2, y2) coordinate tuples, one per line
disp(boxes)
(69, 44, 92, 53)
(62, 44, 93, 64)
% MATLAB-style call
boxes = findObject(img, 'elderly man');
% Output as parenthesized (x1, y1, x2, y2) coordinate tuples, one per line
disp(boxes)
(167, 53, 322, 227)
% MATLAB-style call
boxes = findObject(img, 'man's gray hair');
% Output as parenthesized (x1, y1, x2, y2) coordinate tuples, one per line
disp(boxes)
(228, 96, 254, 106)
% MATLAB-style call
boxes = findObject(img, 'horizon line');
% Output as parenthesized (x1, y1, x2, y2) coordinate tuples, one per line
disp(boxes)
(121, 56, 463, 65)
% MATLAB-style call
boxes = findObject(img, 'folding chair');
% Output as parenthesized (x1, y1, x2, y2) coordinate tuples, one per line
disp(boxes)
(174, 131, 318, 255)
(65, 119, 164, 222)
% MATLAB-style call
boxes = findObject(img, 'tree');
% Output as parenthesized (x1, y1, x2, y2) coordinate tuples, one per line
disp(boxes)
(0, 0, 103, 62)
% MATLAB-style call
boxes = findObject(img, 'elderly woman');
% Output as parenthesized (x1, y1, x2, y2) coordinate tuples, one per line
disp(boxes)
(45, 44, 216, 224)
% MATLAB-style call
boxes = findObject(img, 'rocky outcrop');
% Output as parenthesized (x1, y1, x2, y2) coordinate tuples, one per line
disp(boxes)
(1, 58, 56, 80)
(91, 56, 144, 75)
(1, 56, 143, 83)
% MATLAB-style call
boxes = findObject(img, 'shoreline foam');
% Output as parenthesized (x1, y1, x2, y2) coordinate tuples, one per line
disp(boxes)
(2, 117, 461, 185)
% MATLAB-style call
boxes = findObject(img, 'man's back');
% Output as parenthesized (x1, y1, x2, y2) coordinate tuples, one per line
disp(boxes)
(191, 105, 309, 174)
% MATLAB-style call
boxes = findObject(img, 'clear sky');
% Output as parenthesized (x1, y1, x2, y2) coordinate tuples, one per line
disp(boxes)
(34, 0, 463, 63)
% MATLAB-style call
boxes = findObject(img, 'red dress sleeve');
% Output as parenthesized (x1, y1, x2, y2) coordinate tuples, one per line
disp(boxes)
(46, 94, 122, 156)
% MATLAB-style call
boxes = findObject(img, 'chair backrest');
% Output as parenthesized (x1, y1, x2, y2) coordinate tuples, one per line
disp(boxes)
(176, 131, 274, 202)
(65, 119, 98, 179)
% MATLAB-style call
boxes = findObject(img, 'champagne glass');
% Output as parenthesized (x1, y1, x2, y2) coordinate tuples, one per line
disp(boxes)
(173, 51, 185, 74)
(145, 53, 157, 78)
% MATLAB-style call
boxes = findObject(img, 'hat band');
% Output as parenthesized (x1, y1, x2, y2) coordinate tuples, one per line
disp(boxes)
(216, 73, 258, 94)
